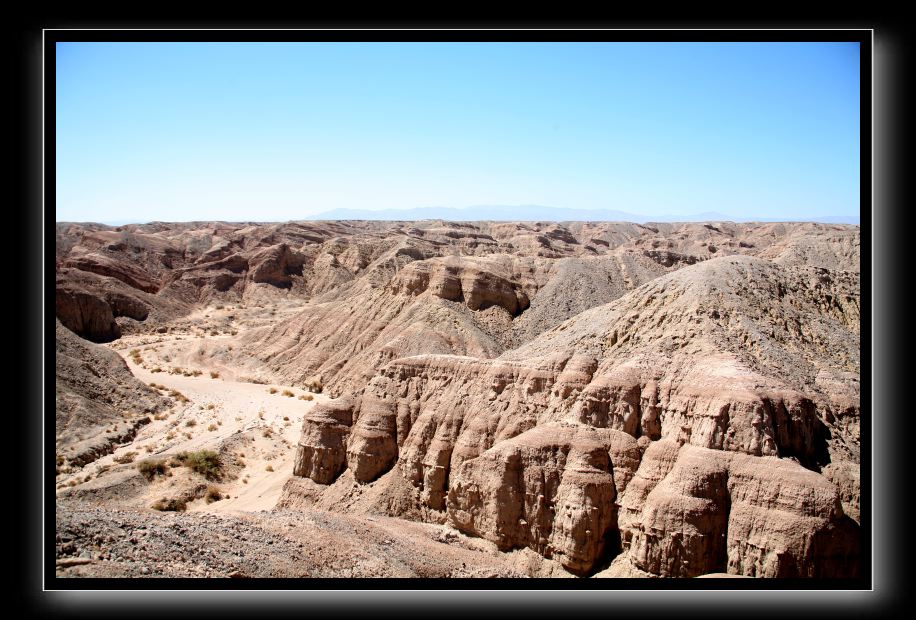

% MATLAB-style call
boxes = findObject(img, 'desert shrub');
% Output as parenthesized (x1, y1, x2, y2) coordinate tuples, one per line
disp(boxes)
(268, 387, 278, 394)
(151, 497, 186, 512)
(205, 486, 223, 503)
(282, 416, 289, 421)
(185, 419, 197, 428)
(298, 394, 313, 401)
(207, 403, 215, 410)
(137, 459, 169, 481)
(113, 451, 137, 464)
(151, 367, 163, 373)
(262, 428, 273, 438)
(265, 464, 274, 472)
(173, 450, 223, 480)
(281, 390, 293, 397)
(207, 423, 218, 431)
(210, 371, 220, 379)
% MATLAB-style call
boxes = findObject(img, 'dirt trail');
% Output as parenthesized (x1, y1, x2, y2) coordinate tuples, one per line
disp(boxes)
(59, 330, 328, 513)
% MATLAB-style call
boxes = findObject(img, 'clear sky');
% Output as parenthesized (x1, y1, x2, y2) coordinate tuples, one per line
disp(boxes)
(56, 42, 860, 223)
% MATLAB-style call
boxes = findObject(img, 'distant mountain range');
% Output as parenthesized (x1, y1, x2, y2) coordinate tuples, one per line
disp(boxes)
(304, 205, 860, 225)
(88, 205, 860, 226)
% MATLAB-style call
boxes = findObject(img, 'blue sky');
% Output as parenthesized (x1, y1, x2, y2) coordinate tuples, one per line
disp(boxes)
(56, 42, 860, 223)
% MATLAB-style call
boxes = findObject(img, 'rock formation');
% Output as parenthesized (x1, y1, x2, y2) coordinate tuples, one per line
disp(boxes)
(54, 219, 861, 578)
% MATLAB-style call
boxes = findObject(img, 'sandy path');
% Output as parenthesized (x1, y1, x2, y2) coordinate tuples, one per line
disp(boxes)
(96, 338, 328, 513)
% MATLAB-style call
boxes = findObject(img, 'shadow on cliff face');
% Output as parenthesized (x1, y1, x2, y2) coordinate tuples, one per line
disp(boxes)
(585, 526, 623, 577)
(767, 398, 832, 472)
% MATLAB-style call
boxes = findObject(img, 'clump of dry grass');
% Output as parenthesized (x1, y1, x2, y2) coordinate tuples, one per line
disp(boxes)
(205, 485, 223, 503)
(171, 450, 223, 480)
(282, 390, 294, 397)
(268, 387, 278, 394)
(207, 423, 218, 431)
(185, 419, 197, 428)
(210, 371, 220, 379)
(298, 394, 314, 401)
(137, 459, 169, 481)
(151, 497, 186, 512)
(265, 464, 274, 472)
(113, 451, 138, 464)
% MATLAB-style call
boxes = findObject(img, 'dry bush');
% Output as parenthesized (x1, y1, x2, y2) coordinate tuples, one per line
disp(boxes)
(210, 371, 220, 379)
(282, 390, 294, 397)
(265, 464, 274, 472)
(205, 486, 223, 503)
(113, 451, 138, 464)
(172, 450, 223, 480)
(151, 497, 186, 512)
(185, 419, 197, 428)
(207, 423, 218, 431)
(137, 459, 169, 481)
(268, 387, 278, 394)
(298, 394, 313, 401)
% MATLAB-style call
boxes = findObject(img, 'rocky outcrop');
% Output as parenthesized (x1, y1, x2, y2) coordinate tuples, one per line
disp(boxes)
(446, 423, 639, 574)
(56, 286, 120, 342)
(249, 243, 305, 288)
(389, 257, 530, 316)
(62, 253, 160, 293)
(56, 268, 189, 341)
(615, 442, 858, 578)
(55, 320, 167, 462)
(290, 254, 860, 576)
(292, 398, 355, 483)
